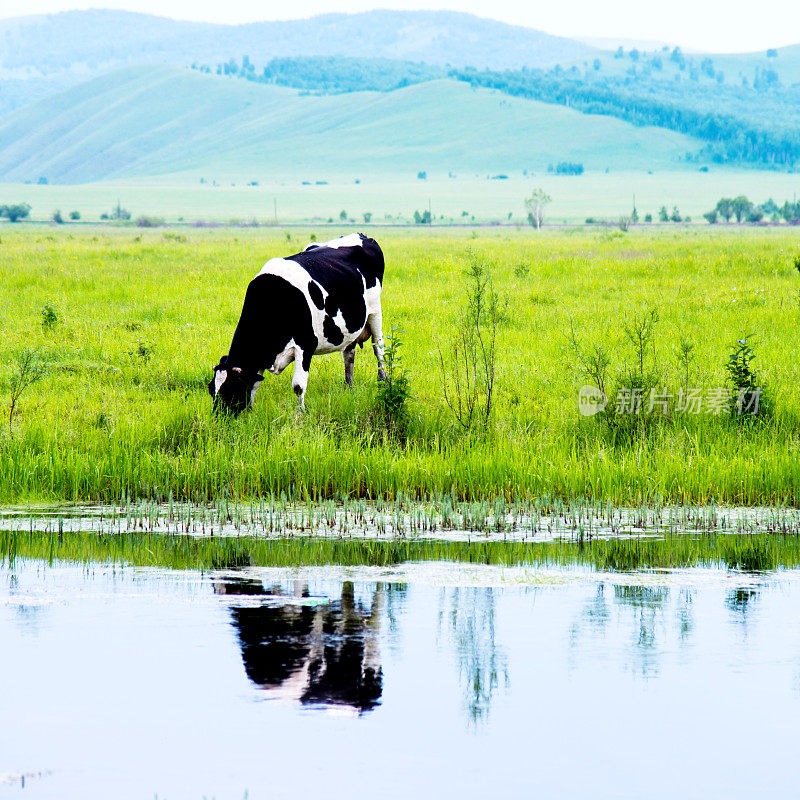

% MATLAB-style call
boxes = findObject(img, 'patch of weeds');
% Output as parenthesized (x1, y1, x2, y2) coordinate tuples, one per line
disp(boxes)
(439, 252, 500, 431)
(41, 303, 58, 333)
(724, 337, 772, 420)
(513, 261, 530, 279)
(131, 340, 155, 363)
(374, 327, 411, 440)
(162, 232, 187, 243)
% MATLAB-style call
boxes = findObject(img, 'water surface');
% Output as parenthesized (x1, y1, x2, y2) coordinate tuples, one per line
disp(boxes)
(2, 561, 799, 798)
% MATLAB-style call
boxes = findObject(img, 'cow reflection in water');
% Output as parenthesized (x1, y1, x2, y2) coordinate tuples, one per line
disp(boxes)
(215, 578, 383, 713)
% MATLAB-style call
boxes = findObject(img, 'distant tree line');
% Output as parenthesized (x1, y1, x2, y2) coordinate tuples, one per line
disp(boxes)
(450, 67, 800, 168)
(548, 161, 584, 175)
(196, 56, 445, 94)
(703, 195, 800, 224)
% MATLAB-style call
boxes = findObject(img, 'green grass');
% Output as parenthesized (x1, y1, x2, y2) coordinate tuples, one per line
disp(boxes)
(3, 169, 800, 226)
(2, 226, 800, 506)
(3, 528, 799, 573)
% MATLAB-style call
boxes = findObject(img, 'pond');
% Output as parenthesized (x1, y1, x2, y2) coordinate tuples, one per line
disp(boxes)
(2, 559, 799, 798)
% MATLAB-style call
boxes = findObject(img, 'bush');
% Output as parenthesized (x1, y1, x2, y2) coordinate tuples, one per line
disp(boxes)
(41, 304, 58, 332)
(69, 210, 81, 221)
(52, 209, 64, 224)
(108, 202, 131, 221)
(374, 327, 411, 439)
(725, 338, 772, 420)
(439, 254, 500, 431)
(136, 215, 164, 228)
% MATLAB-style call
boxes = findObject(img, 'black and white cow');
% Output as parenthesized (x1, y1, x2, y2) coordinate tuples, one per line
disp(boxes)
(209, 233, 386, 415)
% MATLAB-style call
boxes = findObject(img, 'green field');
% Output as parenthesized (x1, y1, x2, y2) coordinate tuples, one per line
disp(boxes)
(2, 170, 800, 226)
(3, 226, 800, 505)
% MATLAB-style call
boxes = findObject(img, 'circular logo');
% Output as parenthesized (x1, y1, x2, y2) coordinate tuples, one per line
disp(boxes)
(577, 385, 607, 417)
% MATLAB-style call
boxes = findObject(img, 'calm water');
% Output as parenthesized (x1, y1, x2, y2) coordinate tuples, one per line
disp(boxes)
(2, 561, 800, 799)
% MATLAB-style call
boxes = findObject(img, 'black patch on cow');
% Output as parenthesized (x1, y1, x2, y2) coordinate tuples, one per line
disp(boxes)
(323, 315, 344, 346)
(288, 233, 384, 333)
(308, 281, 324, 310)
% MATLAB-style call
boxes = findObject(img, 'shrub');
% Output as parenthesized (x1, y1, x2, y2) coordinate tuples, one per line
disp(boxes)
(69, 210, 81, 221)
(725, 338, 772, 420)
(136, 215, 164, 228)
(703, 209, 718, 224)
(439, 253, 500, 431)
(41, 304, 58, 332)
(374, 327, 411, 439)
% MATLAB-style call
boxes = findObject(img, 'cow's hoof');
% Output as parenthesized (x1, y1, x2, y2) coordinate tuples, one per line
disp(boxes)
(377, 369, 388, 382)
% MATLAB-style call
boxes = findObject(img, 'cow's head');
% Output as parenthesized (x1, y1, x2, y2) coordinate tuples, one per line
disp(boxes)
(208, 356, 262, 416)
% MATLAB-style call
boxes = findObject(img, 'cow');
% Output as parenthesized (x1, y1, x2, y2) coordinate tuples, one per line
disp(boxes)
(209, 233, 386, 415)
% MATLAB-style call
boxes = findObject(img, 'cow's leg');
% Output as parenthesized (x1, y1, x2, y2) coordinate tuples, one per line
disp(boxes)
(292, 346, 312, 413)
(367, 310, 387, 382)
(342, 343, 357, 387)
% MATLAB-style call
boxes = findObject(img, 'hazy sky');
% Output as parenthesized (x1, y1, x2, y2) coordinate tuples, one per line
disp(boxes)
(0, 0, 797, 53)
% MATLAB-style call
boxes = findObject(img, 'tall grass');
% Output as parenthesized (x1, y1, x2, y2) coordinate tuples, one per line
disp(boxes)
(2, 227, 799, 505)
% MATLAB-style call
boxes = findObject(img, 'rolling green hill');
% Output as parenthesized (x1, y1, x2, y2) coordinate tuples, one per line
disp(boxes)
(0, 65, 706, 184)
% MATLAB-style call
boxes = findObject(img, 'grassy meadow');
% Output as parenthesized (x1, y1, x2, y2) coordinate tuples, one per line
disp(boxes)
(3, 225, 800, 506)
(3, 169, 800, 225)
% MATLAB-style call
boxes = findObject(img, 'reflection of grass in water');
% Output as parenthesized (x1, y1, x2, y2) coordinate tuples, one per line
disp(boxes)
(2, 530, 800, 573)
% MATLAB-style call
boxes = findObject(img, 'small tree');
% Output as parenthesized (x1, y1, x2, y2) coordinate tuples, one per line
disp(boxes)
(731, 195, 753, 223)
(2, 203, 32, 222)
(670, 206, 682, 223)
(363, 212, 372, 223)
(69, 210, 81, 221)
(524, 189, 551, 230)
(52, 209, 64, 224)
(374, 328, 411, 439)
(439, 253, 501, 431)
(703, 209, 719, 224)
(658, 205, 669, 222)
(339, 209, 347, 222)
(8, 349, 44, 438)
(716, 197, 734, 222)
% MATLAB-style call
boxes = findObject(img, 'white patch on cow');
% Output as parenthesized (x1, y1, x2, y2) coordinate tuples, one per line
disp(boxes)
(213, 369, 227, 395)
(303, 233, 363, 251)
(258, 260, 370, 356)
